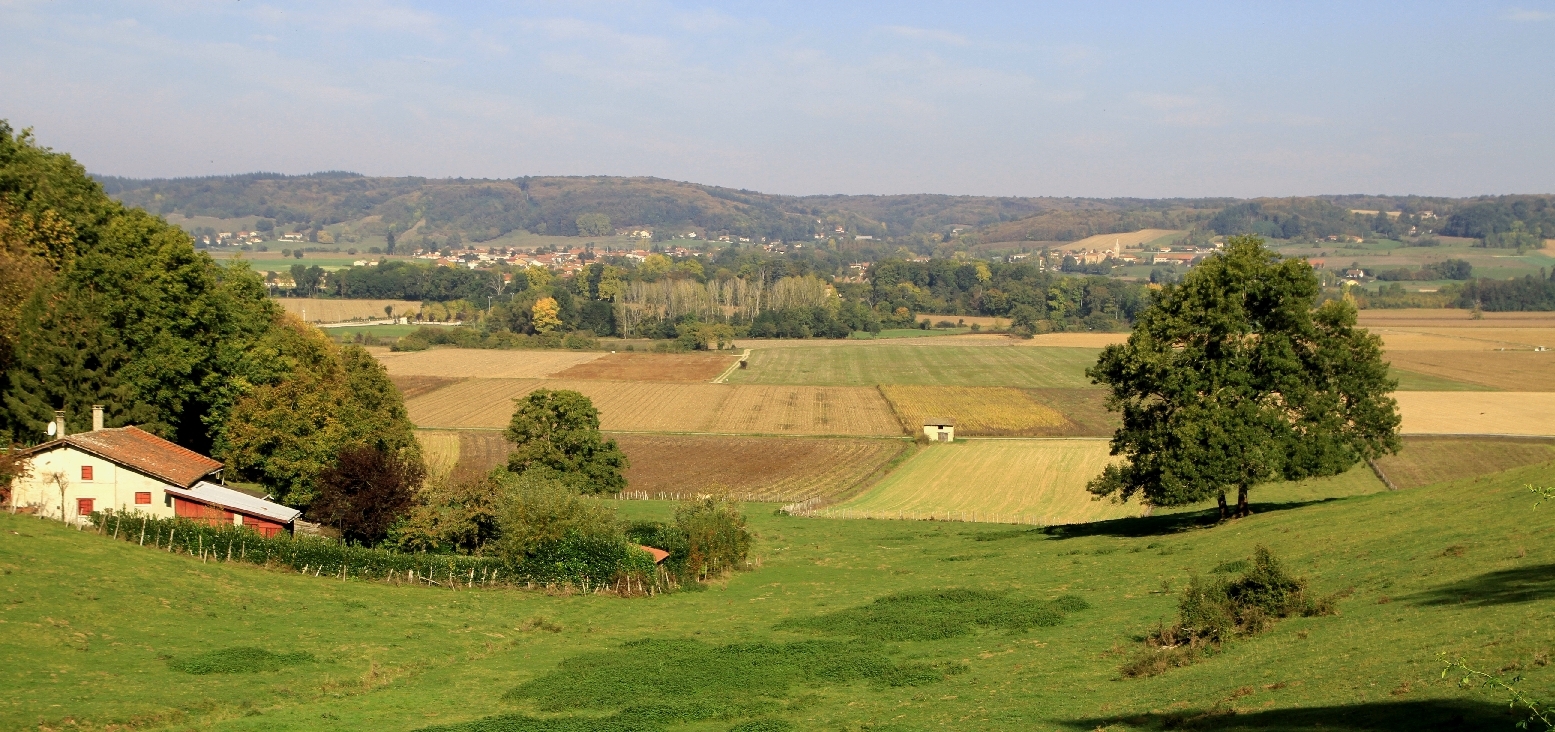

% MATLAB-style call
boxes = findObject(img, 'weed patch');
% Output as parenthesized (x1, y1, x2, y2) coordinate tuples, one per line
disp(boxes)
(1122, 546, 1338, 678)
(168, 647, 314, 675)
(778, 589, 1089, 641)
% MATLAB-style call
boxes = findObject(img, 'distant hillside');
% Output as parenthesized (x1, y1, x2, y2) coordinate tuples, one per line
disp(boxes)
(95, 172, 1553, 247)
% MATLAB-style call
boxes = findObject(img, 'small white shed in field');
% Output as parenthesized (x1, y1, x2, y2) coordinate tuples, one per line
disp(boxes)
(923, 418, 955, 442)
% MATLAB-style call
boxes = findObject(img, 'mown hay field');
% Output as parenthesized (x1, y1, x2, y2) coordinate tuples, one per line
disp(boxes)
(1063, 228, 1183, 251)
(615, 435, 906, 501)
(373, 348, 605, 378)
(819, 439, 1142, 525)
(1386, 351, 1555, 391)
(1373, 437, 1555, 489)
(1395, 391, 1555, 435)
(728, 345, 1099, 387)
(1358, 308, 1555, 328)
(273, 298, 409, 323)
(915, 314, 1008, 328)
(414, 429, 461, 481)
(404, 379, 901, 436)
(881, 385, 1070, 436)
(549, 352, 740, 382)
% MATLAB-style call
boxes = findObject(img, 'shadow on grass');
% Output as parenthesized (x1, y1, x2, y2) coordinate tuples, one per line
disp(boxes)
(1041, 499, 1346, 540)
(1064, 698, 1519, 731)
(1407, 563, 1555, 607)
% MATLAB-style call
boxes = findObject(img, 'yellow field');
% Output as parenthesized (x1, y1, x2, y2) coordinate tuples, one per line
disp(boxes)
(1020, 333, 1128, 348)
(273, 298, 410, 323)
(404, 379, 901, 436)
(1386, 351, 1555, 391)
(916, 314, 1008, 328)
(811, 439, 1142, 525)
(1062, 228, 1182, 251)
(705, 386, 902, 436)
(880, 385, 1069, 435)
(414, 430, 461, 481)
(1396, 391, 1555, 435)
(374, 349, 605, 378)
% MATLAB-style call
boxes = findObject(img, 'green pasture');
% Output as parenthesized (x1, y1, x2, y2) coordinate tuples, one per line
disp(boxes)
(728, 345, 1100, 387)
(1390, 367, 1498, 392)
(5, 458, 1555, 730)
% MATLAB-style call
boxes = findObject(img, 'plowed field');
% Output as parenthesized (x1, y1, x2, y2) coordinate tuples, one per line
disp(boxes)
(880, 386, 1069, 436)
(549, 352, 740, 382)
(614, 435, 906, 501)
(706, 386, 902, 436)
(374, 349, 604, 378)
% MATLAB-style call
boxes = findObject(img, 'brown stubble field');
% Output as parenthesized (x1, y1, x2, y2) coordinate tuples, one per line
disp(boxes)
(372, 347, 605, 378)
(1372, 436, 1555, 489)
(549, 352, 740, 382)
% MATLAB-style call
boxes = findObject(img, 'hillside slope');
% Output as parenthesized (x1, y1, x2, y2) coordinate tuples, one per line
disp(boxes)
(3, 459, 1554, 730)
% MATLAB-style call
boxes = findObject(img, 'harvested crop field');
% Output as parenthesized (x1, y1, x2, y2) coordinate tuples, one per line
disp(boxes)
(706, 386, 902, 436)
(815, 439, 1140, 525)
(373, 348, 604, 378)
(881, 385, 1069, 436)
(1359, 309, 1555, 328)
(390, 375, 465, 400)
(549, 352, 740, 382)
(405, 379, 900, 436)
(1021, 333, 1129, 348)
(729, 345, 1099, 387)
(452, 431, 512, 482)
(614, 435, 906, 501)
(1385, 350, 1555, 391)
(1395, 391, 1555, 435)
(1063, 228, 1182, 251)
(1373, 437, 1555, 490)
(916, 314, 1008, 328)
(414, 430, 461, 481)
(274, 298, 410, 323)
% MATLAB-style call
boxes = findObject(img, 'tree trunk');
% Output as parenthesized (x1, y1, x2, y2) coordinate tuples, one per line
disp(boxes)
(1237, 483, 1250, 518)
(1217, 490, 1227, 520)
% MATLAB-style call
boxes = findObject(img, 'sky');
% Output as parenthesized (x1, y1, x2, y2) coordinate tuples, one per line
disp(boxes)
(3, 1, 1553, 198)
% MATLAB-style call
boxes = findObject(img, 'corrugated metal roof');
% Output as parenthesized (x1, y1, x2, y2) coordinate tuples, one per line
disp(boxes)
(24, 426, 223, 488)
(168, 481, 301, 524)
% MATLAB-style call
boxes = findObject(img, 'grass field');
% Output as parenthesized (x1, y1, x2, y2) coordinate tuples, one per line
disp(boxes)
(273, 299, 412, 322)
(880, 385, 1071, 436)
(549, 352, 739, 382)
(1373, 437, 1555, 489)
(373, 349, 605, 379)
(324, 324, 425, 340)
(6, 457, 1555, 730)
(1395, 391, 1555, 435)
(1389, 368, 1496, 391)
(728, 345, 1100, 387)
(817, 439, 1140, 525)
(404, 379, 902, 436)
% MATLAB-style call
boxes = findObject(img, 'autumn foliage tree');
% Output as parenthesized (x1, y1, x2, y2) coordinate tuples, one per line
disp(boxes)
(309, 444, 424, 545)
(1087, 236, 1400, 518)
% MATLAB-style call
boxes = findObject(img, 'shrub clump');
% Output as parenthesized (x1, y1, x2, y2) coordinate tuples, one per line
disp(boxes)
(625, 496, 753, 586)
(168, 646, 314, 674)
(1122, 546, 1337, 678)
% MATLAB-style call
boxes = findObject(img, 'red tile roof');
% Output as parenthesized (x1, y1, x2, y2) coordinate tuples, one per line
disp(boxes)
(638, 545, 670, 564)
(25, 426, 222, 488)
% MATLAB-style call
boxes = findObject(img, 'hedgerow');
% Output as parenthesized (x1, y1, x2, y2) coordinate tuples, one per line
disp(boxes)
(89, 510, 657, 593)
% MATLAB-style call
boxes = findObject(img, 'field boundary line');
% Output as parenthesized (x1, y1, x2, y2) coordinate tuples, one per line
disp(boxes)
(711, 349, 751, 384)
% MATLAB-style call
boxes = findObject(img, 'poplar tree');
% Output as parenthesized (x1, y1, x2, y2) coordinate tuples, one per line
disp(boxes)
(1087, 236, 1400, 519)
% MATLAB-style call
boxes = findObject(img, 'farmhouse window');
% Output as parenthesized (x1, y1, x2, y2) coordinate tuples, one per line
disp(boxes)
(81, 465, 93, 481)
(77, 498, 94, 515)
(135, 492, 152, 505)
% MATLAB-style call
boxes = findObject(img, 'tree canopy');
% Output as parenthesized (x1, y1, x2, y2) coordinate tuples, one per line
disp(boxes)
(1086, 236, 1400, 518)
(504, 389, 628, 495)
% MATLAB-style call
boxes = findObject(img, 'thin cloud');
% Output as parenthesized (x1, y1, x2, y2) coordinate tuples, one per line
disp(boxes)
(1503, 7, 1555, 21)
(883, 25, 969, 46)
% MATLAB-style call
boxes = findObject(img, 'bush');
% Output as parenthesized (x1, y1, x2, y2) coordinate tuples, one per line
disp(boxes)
(1123, 546, 1337, 677)
(675, 497, 752, 580)
(390, 474, 503, 555)
(169, 646, 313, 674)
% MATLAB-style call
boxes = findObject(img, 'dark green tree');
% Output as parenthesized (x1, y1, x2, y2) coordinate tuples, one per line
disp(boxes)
(1086, 236, 1400, 519)
(504, 389, 628, 494)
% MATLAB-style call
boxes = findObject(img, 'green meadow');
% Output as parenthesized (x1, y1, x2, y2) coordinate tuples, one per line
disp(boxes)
(4, 459, 1555, 731)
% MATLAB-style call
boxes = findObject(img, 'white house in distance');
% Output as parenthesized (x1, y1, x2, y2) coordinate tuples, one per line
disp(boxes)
(8, 407, 299, 536)
(923, 417, 955, 442)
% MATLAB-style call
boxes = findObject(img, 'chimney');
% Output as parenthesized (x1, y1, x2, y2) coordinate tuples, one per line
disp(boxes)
(92, 405, 104, 432)
(54, 410, 66, 439)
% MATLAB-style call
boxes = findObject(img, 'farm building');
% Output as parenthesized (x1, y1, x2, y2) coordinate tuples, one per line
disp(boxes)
(923, 418, 955, 442)
(7, 407, 299, 535)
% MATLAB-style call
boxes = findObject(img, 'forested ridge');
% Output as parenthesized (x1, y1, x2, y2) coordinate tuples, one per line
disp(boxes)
(100, 171, 1555, 247)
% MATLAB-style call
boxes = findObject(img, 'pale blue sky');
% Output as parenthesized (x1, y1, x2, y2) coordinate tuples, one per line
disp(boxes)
(3, 1, 1552, 197)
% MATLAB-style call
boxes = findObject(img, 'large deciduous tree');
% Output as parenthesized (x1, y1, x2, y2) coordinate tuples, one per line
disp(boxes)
(1087, 236, 1400, 519)
(310, 444, 423, 546)
(505, 389, 628, 495)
